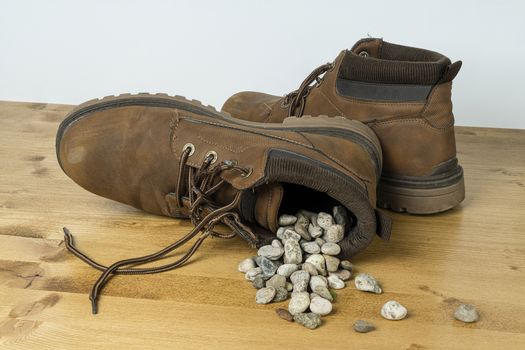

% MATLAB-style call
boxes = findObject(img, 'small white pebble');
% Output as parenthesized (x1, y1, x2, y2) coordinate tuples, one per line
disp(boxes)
(381, 300, 407, 320)
(238, 258, 255, 273)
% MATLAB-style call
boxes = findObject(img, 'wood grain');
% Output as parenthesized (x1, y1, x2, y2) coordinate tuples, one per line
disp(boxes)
(0, 100, 524, 349)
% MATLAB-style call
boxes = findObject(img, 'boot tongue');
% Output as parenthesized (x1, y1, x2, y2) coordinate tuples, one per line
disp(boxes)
(252, 182, 284, 233)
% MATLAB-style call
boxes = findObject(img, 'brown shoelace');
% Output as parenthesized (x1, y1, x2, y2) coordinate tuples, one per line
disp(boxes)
(63, 147, 255, 314)
(282, 62, 334, 117)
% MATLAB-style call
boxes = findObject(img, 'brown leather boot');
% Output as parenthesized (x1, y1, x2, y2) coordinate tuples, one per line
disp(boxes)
(222, 38, 465, 214)
(56, 93, 390, 313)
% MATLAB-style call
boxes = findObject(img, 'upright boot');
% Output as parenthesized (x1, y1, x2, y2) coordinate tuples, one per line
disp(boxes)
(222, 38, 465, 214)
(56, 93, 390, 312)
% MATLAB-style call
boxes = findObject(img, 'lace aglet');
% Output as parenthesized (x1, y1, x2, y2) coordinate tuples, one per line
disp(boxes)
(90, 297, 98, 315)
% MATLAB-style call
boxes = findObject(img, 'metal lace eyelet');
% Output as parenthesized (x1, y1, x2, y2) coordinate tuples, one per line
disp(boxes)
(241, 167, 253, 178)
(183, 143, 195, 156)
(359, 51, 369, 57)
(205, 150, 218, 164)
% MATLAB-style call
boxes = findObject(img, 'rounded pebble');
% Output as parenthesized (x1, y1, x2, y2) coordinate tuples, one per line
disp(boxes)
(252, 276, 265, 289)
(255, 256, 279, 277)
(380, 300, 407, 320)
(312, 285, 333, 301)
(333, 205, 349, 226)
(238, 258, 255, 273)
(284, 239, 302, 264)
(315, 237, 326, 246)
(340, 260, 353, 271)
(245, 267, 263, 281)
(309, 275, 328, 291)
(288, 292, 310, 315)
(328, 274, 345, 289)
(266, 274, 286, 289)
(305, 254, 327, 276)
(301, 241, 321, 254)
(309, 296, 333, 316)
(454, 304, 479, 323)
(290, 270, 310, 292)
(329, 269, 351, 281)
(277, 263, 299, 278)
(308, 224, 323, 238)
(321, 242, 341, 255)
(278, 214, 297, 226)
(255, 287, 276, 304)
(294, 214, 312, 240)
(317, 212, 335, 229)
(302, 262, 318, 276)
(276, 308, 293, 322)
(323, 224, 344, 243)
(353, 319, 375, 333)
(324, 255, 340, 273)
(354, 273, 382, 294)
(277, 228, 301, 242)
(293, 312, 322, 329)
(285, 281, 293, 292)
(258, 245, 284, 260)
(272, 287, 289, 302)
(271, 239, 283, 249)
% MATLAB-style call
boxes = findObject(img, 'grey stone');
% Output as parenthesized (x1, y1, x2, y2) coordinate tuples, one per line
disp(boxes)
(271, 239, 283, 249)
(305, 254, 327, 276)
(288, 291, 310, 315)
(321, 242, 341, 256)
(353, 320, 375, 333)
(293, 312, 322, 329)
(278, 228, 302, 242)
(333, 205, 350, 226)
(329, 269, 352, 281)
(301, 241, 320, 254)
(324, 255, 340, 273)
(255, 287, 276, 304)
(328, 274, 345, 289)
(454, 304, 479, 323)
(266, 274, 286, 289)
(252, 276, 265, 289)
(238, 258, 255, 273)
(294, 213, 312, 240)
(309, 275, 328, 291)
(272, 287, 289, 302)
(255, 256, 279, 277)
(276, 308, 293, 322)
(323, 224, 344, 243)
(317, 212, 335, 229)
(245, 267, 263, 281)
(354, 273, 382, 294)
(285, 282, 293, 292)
(277, 263, 299, 278)
(284, 239, 302, 264)
(257, 245, 284, 260)
(312, 285, 333, 301)
(381, 300, 408, 320)
(340, 260, 353, 271)
(308, 223, 323, 239)
(278, 214, 297, 226)
(309, 296, 332, 316)
(290, 270, 310, 292)
(301, 262, 318, 276)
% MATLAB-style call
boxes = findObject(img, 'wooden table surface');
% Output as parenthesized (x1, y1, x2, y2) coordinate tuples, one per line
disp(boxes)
(0, 100, 524, 349)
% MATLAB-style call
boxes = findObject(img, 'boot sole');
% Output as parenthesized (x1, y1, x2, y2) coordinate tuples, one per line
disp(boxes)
(56, 93, 382, 178)
(377, 166, 465, 214)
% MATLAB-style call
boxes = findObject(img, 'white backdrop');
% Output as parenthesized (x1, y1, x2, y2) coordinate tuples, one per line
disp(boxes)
(1, 0, 524, 128)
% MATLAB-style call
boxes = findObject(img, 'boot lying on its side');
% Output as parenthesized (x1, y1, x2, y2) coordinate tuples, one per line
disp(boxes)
(56, 94, 391, 313)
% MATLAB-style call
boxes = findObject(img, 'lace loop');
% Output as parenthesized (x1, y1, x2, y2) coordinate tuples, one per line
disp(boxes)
(63, 146, 254, 314)
(283, 63, 334, 117)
